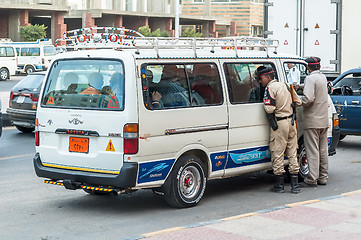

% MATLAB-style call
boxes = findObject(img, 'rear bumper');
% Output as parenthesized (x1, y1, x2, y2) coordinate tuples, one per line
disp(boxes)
(329, 126, 340, 156)
(6, 108, 36, 127)
(33, 153, 138, 189)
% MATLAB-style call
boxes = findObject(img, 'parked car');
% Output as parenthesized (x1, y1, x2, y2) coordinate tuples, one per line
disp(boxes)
(0, 98, 2, 137)
(7, 72, 45, 133)
(331, 68, 361, 140)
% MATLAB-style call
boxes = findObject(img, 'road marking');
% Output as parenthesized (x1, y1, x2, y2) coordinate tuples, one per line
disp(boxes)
(142, 227, 185, 238)
(0, 153, 34, 161)
(285, 199, 320, 207)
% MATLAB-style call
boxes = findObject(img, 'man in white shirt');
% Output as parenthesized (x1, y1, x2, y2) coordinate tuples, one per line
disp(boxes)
(287, 63, 301, 89)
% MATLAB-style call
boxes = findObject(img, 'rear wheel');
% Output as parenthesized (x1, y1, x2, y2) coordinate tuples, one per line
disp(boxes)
(163, 155, 206, 208)
(0, 68, 9, 81)
(298, 141, 308, 180)
(25, 66, 35, 75)
(15, 125, 35, 133)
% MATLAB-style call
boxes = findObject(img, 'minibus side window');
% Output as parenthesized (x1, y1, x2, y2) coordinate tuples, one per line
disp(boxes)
(6, 47, 15, 57)
(224, 62, 277, 104)
(0, 47, 5, 57)
(142, 63, 222, 110)
(21, 47, 40, 56)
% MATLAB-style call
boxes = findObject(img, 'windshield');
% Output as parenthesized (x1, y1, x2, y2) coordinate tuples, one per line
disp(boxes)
(14, 74, 44, 91)
(41, 59, 124, 111)
(44, 46, 56, 56)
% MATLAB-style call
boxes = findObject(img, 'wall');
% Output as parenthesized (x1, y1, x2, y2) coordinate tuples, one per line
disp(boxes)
(341, 0, 361, 72)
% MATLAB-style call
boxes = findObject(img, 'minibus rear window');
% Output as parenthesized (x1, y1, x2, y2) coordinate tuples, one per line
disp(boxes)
(41, 59, 124, 111)
(44, 46, 56, 56)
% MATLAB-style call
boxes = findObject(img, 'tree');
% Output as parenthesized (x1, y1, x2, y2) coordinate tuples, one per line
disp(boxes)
(138, 26, 170, 37)
(181, 28, 203, 38)
(20, 24, 47, 42)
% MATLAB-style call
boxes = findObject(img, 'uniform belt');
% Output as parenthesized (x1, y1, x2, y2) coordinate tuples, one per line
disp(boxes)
(276, 115, 293, 121)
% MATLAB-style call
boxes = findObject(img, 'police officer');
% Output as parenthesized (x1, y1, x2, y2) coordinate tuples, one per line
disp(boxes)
(257, 66, 302, 194)
(299, 57, 329, 187)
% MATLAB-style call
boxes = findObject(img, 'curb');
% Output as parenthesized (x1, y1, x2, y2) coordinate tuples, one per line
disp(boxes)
(134, 189, 361, 240)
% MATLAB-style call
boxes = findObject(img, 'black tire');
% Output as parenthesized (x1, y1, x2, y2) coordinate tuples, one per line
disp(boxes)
(0, 67, 9, 81)
(163, 155, 206, 208)
(297, 141, 308, 181)
(15, 125, 35, 133)
(25, 66, 35, 75)
(339, 134, 346, 141)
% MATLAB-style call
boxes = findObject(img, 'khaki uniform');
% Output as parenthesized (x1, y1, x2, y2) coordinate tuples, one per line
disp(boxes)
(264, 80, 302, 175)
(301, 70, 329, 185)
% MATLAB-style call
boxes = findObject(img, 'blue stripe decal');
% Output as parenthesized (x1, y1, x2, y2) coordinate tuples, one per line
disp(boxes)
(138, 159, 175, 184)
(226, 146, 271, 169)
(210, 152, 228, 170)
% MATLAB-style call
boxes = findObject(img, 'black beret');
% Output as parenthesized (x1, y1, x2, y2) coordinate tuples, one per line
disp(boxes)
(305, 56, 321, 65)
(255, 66, 274, 81)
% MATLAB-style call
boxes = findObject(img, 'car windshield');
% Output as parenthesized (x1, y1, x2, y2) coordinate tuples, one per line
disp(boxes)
(334, 74, 361, 90)
(44, 46, 56, 56)
(14, 74, 44, 91)
(41, 59, 124, 111)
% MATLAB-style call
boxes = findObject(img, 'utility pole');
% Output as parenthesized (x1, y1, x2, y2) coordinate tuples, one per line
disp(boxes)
(175, 0, 180, 38)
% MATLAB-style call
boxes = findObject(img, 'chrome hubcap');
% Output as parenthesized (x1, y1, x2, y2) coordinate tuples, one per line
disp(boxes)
(179, 165, 201, 199)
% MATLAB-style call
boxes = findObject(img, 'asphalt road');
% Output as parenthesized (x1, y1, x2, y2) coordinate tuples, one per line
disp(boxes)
(1, 127, 361, 240)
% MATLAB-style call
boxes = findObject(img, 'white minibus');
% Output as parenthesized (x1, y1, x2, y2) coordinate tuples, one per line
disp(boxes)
(33, 28, 337, 208)
(0, 45, 17, 81)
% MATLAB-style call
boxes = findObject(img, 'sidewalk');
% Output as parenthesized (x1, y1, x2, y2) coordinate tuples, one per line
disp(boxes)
(135, 190, 361, 240)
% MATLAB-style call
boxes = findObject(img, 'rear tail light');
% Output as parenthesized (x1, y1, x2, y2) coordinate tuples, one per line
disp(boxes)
(10, 91, 19, 100)
(333, 113, 339, 127)
(42, 58, 45, 64)
(35, 118, 39, 146)
(30, 93, 39, 102)
(123, 123, 139, 154)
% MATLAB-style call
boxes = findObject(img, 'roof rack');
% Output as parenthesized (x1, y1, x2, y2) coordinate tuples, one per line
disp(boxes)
(55, 27, 279, 57)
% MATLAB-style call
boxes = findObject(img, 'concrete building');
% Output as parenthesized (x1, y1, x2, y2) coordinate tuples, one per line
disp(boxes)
(0, 0, 230, 44)
(182, 0, 264, 37)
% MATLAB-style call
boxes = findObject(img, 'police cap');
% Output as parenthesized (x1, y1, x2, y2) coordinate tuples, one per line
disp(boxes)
(305, 56, 321, 65)
(255, 66, 274, 81)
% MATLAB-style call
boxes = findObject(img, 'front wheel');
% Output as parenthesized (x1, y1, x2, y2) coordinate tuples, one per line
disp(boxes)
(0, 68, 9, 81)
(339, 134, 346, 141)
(163, 155, 206, 208)
(298, 141, 309, 180)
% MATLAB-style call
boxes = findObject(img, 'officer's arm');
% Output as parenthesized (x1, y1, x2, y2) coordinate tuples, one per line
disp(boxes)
(263, 87, 276, 114)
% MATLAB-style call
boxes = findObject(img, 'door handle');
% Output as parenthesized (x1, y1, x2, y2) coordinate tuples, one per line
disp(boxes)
(351, 100, 360, 104)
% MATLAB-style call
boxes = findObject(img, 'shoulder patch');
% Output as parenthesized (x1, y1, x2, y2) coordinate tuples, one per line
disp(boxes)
(264, 87, 276, 106)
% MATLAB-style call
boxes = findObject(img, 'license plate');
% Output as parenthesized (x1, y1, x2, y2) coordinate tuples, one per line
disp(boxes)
(16, 96, 25, 104)
(69, 137, 89, 153)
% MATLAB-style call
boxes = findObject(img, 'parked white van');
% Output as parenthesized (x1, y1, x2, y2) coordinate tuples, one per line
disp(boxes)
(34, 28, 337, 208)
(4, 39, 56, 74)
(0, 45, 17, 81)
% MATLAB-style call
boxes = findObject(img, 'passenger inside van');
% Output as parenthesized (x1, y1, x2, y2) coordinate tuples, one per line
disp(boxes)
(152, 65, 190, 108)
(80, 72, 104, 95)
(63, 72, 79, 93)
(191, 64, 222, 104)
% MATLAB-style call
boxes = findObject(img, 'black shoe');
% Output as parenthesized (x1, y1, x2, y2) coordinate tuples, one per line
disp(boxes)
(269, 175, 285, 193)
(318, 181, 327, 185)
(299, 182, 317, 188)
(290, 174, 300, 194)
